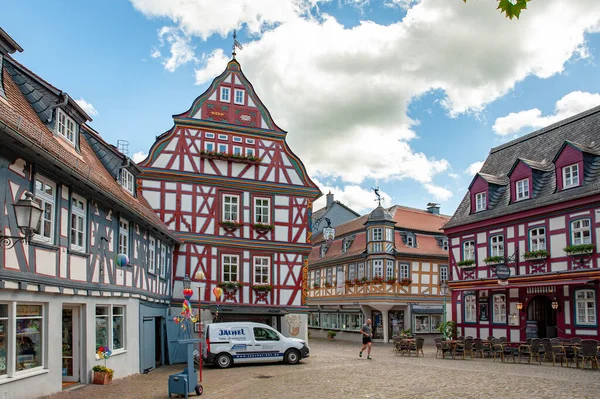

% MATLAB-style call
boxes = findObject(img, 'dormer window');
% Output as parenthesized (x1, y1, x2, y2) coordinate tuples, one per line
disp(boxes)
(516, 179, 529, 201)
(475, 192, 486, 212)
(56, 108, 76, 145)
(220, 87, 230, 102)
(442, 239, 448, 251)
(406, 236, 414, 248)
(120, 169, 134, 194)
(562, 164, 579, 189)
(234, 89, 245, 105)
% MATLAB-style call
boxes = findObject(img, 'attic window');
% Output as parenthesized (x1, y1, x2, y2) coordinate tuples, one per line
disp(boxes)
(56, 108, 76, 145)
(516, 179, 529, 201)
(234, 89, 245, 105)
(406, 236, 415, 248)
(475, 192, 486, 212)
(120, 169, 134, 194)
(220, 87, 230, 102)
(562, 164, 579, 189)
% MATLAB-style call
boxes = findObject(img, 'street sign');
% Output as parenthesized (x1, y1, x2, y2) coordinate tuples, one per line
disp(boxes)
(495, 264, 511, 280)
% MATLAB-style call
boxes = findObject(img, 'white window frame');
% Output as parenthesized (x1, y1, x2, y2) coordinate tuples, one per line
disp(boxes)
(148, 236, 156, 274)
(386, 260, 394, 280)
(348, 264, 356, 281)
(254, 197, 270, 224)
(234, 89, 245, 105)
(70, 193, 87, 252)
(222, 194, 240, 222)
(575, 290, 596, 326)
(439, 265, 448, 282)
(253, 256, 270, 285)
(562, 164, 579, 189)
(245, 148, 255, 157)
(56, 108, 76, 144)
(233, 136, 242, 143)
(358, 263, 365, 279)
(218, 134, 228, 141)
(529, 227, 546, 251)
(475, 192, 486, 212)
(233, 146, 243, 155)
(372, 228, 383, 241)
(406, 235, 414, 248)
(33, 175, 56, 243)
(218, 143, 228, 154)
(516, 178, 529, 201)
(222, 254, 239, 282)
(118, 218, 129, 256)
(205, 132, 215, 139)
(326, 268, 333, 284)
(120, 169, 134, 195)
(399, 262, 410, 279)
(492, 294, 507, 324)
(464, 295, 477, 323)
(95, 305, 126, 353)
(571, 219, 591, 245)
(204, 142, 215, 152)
(372, 259, 383, 278)
(220, 87, 230, 102)
(160, 244, 167, 278)
(490, 235, 504, 257)
(463, 240, 475, 261)
(385, 228, 393, 242)
(246, 138, 255, 144)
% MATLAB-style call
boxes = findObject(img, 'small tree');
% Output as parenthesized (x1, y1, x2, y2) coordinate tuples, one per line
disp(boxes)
(437, 321, 457, 340)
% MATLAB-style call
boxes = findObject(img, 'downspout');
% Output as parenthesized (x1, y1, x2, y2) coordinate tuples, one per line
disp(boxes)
(46, 92, 68, 123)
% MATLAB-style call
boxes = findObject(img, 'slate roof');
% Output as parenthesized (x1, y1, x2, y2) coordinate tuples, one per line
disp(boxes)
(312, 200, 360, 222)
(0, 65, 178, 242)
(365, 205, 396, 224)
(445, 105, 600, 230)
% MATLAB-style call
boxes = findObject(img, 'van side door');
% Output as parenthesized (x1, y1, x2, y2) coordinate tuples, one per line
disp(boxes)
(252, 326, 284, 363)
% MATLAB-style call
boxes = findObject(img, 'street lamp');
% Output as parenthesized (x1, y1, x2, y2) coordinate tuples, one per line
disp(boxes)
(0, 192, 43, 249)
(194, 270, 206, 386)
(551, 298, 559, 311)
(440, 281, 449, 340)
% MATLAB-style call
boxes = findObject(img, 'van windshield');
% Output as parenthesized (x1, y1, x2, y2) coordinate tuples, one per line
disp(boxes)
(253, 327, 280, 341)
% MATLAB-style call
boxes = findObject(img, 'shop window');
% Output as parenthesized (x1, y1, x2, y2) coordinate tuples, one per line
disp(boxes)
(70, 193, 87, 252)
(529, 227, 546, 251)
(95, 305, 125, 353)
(33, 175, 56, 243)
(222, 254, 239, 282)
(0, 304, 6, 377)
(571, 219, 591, 245)
(492, 294, 507, 324)
(464, 295, 477, 323)
(575, 290, 596, 326)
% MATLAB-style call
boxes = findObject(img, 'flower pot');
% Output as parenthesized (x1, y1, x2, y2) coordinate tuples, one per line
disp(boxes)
(93, 371, 112, 385)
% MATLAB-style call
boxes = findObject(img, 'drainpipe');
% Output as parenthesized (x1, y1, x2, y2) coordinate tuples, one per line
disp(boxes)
(46, 92, 68, 123)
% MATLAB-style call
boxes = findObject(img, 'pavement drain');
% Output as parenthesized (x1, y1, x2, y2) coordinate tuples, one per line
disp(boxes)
(255, 375, 274, 379)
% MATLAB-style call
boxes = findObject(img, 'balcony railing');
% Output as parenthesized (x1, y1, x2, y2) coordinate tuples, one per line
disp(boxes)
(308, 281, 414, 298)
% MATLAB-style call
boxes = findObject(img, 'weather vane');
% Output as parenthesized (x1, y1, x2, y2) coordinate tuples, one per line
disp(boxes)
(232, 30, 243, 59)
(372, 187, 381, 206)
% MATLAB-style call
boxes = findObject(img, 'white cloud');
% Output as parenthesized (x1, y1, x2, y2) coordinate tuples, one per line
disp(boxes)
(312, 179, 392, 214)
(157, 26, 197, 72)
(150, 47, 161, 58)
(131, 0, 600, 193)
(132, 151, 148, 163)
(385, 0, 421, 9)
(493, 91, 600, 135)
(424, 183, 453, 201)
(75, 98, 98, 117)
(448, 172, 460, 180)
(464, 161, 483, 176)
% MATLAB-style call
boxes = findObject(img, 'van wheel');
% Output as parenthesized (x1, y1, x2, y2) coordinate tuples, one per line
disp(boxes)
(285, 349, 300, 365)
(215, 353, 233, 369)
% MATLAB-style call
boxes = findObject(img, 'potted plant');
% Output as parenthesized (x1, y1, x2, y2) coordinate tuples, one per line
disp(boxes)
(218, 281, 243, 291)
(400, 328, 412, 338)
(457, 259, 475, 268)
(436, 321, 457, 340)
(219, 220, 243, 230)
(483, 256, 504, 266)
(327, 330, 337, 341)
(563, 244, 595, 255)
(251, 284, 273, 292)
(523, 250, 549, 260)
(252, 223, 274, 232)
(93, 346, 113, 385)
(359, 277, 368, 285)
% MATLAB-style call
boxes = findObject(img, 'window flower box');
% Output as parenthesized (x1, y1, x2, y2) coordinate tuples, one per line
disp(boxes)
(563, 244, 595, 255)
(345, 279, 355, 285)
(200, 150, 261, 164)
(386, 278, 397, 284)
(457, 259, 475, 268)
(399, 278, 412, 286)
(252, 223, 274, 232)
(218, 281, 243, 291)
(371, 276, 383, 285)
(523, 250, 549, 260)
(483, 256, 504, 266)
(358, 277, 368, 285)
(219, 221, 243, 231)
(324, 281, 333, 288)
(312, 283, 321, 289)
(251, 284, 273, 292)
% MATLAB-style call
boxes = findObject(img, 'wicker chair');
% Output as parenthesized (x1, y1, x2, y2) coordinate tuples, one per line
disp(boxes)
(487, 336, 495, 341)
(499, 337, 508, 343)
(454, 338, 474, 360)
(576, 339, 599, 369)
(434, 338, 451, 359)
(570, 337, 582, 345)
(491, 338, 504, 362)
(409, 337, 425, 357)
(541, 338, 553, 362)
(517, 338, 543, 364)
(551, 338, 568, 367)
(473, 338, 490, 358)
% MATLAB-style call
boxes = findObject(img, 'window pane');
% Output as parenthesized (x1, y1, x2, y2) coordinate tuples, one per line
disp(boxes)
(16, 317, 43, 371)
(113, 314, 124, 350)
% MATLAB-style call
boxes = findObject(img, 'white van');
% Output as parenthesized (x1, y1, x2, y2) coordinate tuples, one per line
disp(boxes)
(203, 322, 309, 368)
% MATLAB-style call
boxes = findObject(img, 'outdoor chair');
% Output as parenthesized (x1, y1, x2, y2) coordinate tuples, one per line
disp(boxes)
(473, 338, 489, 358)
(491, 339, 504, 362)
(499, 337, 507, 343)
(465, 336, 473, 339)
(486, 336, 495, 341)
(454, 338, 474, 360)
(576, 339, 599, 369)
(396, 339, 411, 356)
(517, 338, 543, 364)
(409, 337, 425, 357)
(551, 339, 569, 367)
(541, 338, 553, 362)
(457, 336, 464, 340)
(570, 337, 582, 345)
(434, 338, 451, 359)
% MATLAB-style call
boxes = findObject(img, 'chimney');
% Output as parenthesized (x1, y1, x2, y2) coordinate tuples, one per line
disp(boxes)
(326, 191, 334, 209)
(427, 202, 440, 215)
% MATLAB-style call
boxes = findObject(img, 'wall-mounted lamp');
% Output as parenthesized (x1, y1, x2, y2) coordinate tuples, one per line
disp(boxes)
(551, 298, 559, 310)
(0, 192, 43, 249)
(516, 302, 523, 311)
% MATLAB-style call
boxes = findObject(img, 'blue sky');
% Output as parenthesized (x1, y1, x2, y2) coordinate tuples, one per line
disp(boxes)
(3, 0, 600, 216)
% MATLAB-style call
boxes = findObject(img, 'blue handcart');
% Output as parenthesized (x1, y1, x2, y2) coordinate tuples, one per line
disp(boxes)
(168, 339, 203, 398)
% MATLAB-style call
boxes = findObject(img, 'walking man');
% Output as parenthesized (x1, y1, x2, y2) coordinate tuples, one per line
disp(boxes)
(359, 318, 373, 359)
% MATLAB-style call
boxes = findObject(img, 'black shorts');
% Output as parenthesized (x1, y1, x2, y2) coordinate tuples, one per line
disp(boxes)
(362, 336, 372, 345)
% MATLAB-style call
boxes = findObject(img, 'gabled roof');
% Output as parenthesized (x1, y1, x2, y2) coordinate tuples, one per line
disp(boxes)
(468, 172, 509, 189)
(312, 200, 361, 221)
(445, 105, 600, 230)
(551, 140, 600, 163)
(0, 27, 23, 54)
(507, 158, 554, 176)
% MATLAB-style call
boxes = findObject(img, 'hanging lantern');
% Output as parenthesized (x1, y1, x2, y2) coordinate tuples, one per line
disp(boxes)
(213, 286, 223, 300)
(116, 253, 129, 267)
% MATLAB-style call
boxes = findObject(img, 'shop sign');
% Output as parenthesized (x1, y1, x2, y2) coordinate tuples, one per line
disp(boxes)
(495, 264, 511, 280)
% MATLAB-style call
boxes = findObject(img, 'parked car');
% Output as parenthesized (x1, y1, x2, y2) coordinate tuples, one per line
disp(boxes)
(202, 322, 309, 368)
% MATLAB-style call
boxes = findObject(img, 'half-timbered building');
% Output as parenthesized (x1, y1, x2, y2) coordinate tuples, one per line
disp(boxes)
(444, 106, 600, 341)
(307, 203, 450, 342)
(0, 29, 178, 397)
(139, 57, 320, 341)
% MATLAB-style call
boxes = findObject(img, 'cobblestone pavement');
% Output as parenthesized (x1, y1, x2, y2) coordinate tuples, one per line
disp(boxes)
(44, 339, 600, 399)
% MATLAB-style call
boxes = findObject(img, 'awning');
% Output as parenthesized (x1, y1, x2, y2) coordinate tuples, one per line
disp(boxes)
(452, 279, 592, 291)
(411, 308, 443, 314)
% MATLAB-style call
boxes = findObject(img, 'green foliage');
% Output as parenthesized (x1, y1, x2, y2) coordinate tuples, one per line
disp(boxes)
(219, 221, 243, 229)
(463, 0, 530, 20)
(523, 250, 549, 259)
(327, 330, 337, 338)
(251, 284, 273, 292)
(436, 321, 457, 339)
(457, 259, 475, 267)
(563, 244, 595, 255)
(252, 223, 274, 231)
(200, 149, 260, 163)
(484, 256, 504, 264)
(218, 281, 243, 289)
(92, 365, 114, 379)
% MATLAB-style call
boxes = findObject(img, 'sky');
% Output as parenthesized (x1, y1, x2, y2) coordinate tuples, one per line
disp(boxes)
(3, 0, 600, 217)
